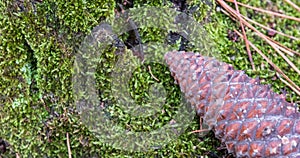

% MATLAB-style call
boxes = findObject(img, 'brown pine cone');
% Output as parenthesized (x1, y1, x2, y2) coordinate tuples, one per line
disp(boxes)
(164, 51, 300, 157)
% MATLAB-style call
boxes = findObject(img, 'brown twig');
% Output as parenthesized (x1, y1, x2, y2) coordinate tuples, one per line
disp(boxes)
(225, 0, 300, 22)
(66, 132, 72, 158)
(233, 0, 255, 70)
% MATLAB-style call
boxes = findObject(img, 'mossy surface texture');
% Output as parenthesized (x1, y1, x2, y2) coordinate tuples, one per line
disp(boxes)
(0, 0, 299, 157)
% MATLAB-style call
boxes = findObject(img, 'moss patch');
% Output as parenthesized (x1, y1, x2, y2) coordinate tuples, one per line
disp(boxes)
(0, 0, 299, 157)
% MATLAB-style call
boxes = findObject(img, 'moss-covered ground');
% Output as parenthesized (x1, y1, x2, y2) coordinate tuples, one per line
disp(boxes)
(0, 0, 299, 157)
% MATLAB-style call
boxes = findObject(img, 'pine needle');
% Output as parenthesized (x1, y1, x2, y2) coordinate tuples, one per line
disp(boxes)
(233, 0, 255, 70)
(240, 14, 300, 41)
(216, 0, 300, 96)
(283, 0, 300, 12)
(234, 29, 300, 94)
(225, 0, 300, 22)
(217, 0, 300, 76)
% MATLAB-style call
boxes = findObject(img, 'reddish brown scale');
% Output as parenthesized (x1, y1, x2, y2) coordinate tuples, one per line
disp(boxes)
(164, 51, 300, 157)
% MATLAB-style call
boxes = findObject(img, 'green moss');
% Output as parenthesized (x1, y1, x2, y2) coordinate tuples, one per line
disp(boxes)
(0, 0, 299, 157)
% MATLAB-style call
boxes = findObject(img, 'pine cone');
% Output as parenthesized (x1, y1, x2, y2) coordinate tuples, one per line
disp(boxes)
(164, 51, 300, 157)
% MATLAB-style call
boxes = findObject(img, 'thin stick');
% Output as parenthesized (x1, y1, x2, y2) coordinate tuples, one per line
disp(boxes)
(233, 0, 255, 70)
(148, 66, 160, 82)
(283, 0, 300, 12)
(225, 0, 300, 22)
(190, 129, 211, 134)
(234, 30, 300, 94)
(66, 132, 72, 158)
